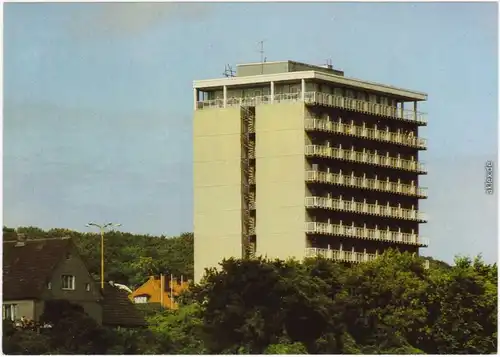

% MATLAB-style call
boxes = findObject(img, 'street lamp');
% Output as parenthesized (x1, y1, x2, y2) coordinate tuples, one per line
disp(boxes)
(86, 222, 122, 289)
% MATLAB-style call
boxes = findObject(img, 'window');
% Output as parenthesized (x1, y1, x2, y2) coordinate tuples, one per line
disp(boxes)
(61, 275, 75, 290)
(47, 282, 52, 290)
(3, 304, 17, 321)
(134, 296, 148, 304)
(85, 283, 91, 292)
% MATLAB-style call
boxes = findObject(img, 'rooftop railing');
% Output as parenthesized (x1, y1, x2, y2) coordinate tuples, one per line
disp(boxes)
(305, 196, 427, 222)
(196, 91, 427, 125)
(305, 221, 428, 246)
(305, 145, 426, 173)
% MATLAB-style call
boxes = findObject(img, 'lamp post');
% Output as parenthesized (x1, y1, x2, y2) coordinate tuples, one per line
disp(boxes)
(86, 222, 122, 289)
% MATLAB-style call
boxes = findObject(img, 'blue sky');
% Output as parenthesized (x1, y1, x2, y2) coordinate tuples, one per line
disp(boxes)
(4, 2, 498, 263)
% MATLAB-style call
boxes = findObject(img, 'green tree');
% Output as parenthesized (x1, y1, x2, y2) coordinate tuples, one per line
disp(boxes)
(146, 303, 207, 354)
(104, 327, 158, 355)
(194, 257, 347, 354)
(40, 300, 113, 354)
(264, 337, 308, 354)
(421, 256, 497, 354)
(341, 250, 430, 353)
(4, 226, 497, 354)
(3, 328, 51, 355)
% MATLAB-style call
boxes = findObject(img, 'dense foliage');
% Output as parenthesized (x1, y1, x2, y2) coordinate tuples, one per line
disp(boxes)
(2, 226, 498, 354)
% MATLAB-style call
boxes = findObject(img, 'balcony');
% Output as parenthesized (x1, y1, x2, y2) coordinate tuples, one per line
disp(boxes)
(305, 170, 427, 198)
(305, 196, 427, 222)
(305, 247, 430, 269)
(303, 92, 427, 125)
(305, 118, 427, 150)
(196, 92, 427, 125)
(305, 247, 377, 263)
(305, 145, 426, 174)
(304, 221, 428, 247)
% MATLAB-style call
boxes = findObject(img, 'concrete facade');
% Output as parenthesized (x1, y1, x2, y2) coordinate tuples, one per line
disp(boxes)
(193, 60, 428, 283)
(255, 103, 306, 260)
(193, 107, 243, 282)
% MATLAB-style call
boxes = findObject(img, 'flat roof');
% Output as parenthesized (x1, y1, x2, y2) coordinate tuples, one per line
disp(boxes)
(236, 60, 338, 70)
(236, 60, 292, 67)
(193, 70, 427, 101)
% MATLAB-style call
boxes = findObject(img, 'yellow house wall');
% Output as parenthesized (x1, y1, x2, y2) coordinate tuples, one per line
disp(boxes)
(255, 103, 306, 260)
(193, 107, 243, 283)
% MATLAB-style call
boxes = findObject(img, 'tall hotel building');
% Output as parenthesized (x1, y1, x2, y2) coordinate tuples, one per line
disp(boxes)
(193, 61, 428, 283)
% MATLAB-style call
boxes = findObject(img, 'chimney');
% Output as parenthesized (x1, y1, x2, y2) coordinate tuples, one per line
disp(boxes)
(15, 233, 27, 247)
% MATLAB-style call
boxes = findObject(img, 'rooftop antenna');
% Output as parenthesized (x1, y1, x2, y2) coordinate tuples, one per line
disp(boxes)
(258, 40, 266, 74)
(324, 59, 333, 69)
(222, 64, 236, 77)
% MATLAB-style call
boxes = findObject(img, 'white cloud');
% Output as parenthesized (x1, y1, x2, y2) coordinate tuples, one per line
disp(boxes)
(67, 3, 212, 39)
